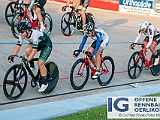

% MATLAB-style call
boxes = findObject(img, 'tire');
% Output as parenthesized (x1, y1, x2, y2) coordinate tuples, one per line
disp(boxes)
(5, 1, 17, 26)
(42, 13, 53, 36)
(3, 64, 28, 100)
(70, 58, 89, 90)
(86, 13, 95, 25)
(42, 61, 59, 94)
(11, 12, 26, 39)
(128, 51, 144, 79)
(61, 12, 76, 36)
(98, 56, 115, 86)
(150, 49, 160, 76)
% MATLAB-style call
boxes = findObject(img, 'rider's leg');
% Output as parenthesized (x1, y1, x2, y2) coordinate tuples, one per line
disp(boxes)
(38, 60, 48, 92)
(150, 41, 159, 65)
(87, 46, 95, 65)
(36, 0, 47, 32)
(81, 8, 86, 27)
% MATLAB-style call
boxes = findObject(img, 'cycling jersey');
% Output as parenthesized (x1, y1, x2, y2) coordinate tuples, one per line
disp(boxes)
(17, 29, 52, 62)
(134, 24, 160, 48)
(78, 28, 110, 57)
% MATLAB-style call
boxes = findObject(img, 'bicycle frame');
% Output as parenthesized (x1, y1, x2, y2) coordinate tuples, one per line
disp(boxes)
(19, 4, 40, 29)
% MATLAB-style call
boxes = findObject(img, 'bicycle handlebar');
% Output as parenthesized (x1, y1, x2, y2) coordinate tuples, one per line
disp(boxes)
(131, 43, 145, 48)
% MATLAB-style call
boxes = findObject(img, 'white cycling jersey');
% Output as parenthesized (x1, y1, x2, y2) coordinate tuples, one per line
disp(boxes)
(134, 24, 160, 48)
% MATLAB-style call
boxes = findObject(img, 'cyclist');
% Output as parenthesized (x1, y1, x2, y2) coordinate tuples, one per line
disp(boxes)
(129, 20, 160, 65)
(24, 0, 46, 31)
(73, 22, 110, 78)
(8, 22, 52, 92)
(62, 0, 90, 31)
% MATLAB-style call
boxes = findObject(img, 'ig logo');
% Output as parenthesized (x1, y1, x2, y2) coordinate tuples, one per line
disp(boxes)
(108, 97, 129, 112)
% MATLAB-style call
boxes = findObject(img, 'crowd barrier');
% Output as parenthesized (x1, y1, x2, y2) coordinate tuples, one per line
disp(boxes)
(53, 0, 160, 17)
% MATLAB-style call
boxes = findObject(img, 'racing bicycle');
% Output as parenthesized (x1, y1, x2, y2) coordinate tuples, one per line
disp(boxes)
(61, 6, 95, 36)
(128, 43, 160, 79)
(3, 55, 59, 100)
(11, 3, 52, 39)
(70, 50, 115, 90)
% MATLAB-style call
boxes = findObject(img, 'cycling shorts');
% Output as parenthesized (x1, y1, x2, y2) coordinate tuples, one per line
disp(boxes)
(89, 37, 110, 50)
(28, 34, 52, 62)
(143, 35, 160, 46)
(37, 0, 46, 9)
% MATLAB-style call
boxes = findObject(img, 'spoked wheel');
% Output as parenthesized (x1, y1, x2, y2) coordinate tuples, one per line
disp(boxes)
(3, 64, 28, 100)
(61, 12, 76, 36)
(42, 13, 53, 36)
(42, 61, 59, 94)
(128, 51, 144, 79)
(86, 13, 95, 25)
(5, 1, 17, 26)
(150, 49, 160, 76)
(70, 58, 89, 90)
(11, 12, 26, 39)
(98, 56, 115, 86)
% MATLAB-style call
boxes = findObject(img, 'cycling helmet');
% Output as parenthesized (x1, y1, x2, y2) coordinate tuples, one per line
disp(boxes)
(139, 20, 149, 31)
(17, 22, 31, 33)
(83, 22, 94, 33)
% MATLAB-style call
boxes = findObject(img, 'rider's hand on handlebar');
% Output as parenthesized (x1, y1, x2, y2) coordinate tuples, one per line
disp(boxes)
(73, 50, 80, 58)
(8, 55, 15, 63)
(88, 54, 93, 60)
(129, 44, 135, 49)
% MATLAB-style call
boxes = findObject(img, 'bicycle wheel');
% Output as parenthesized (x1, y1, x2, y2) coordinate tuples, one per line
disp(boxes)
(61, 12, 76, 36)
(42, 61, 59, 94)
(5, 1, 17, 26)
(42, 13, 53, 36)
(98, 56, 115, 86)
(150, 49, 160, 76)
(70, 58, 89, 90)
(3, 64, 28, 100)
(11, 12, 26, 39)
(128, 51, 144, 79)
(86, 13, 95, 25)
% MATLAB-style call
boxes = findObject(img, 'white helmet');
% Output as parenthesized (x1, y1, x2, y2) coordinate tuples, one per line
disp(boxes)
(139, 20, 149, 31)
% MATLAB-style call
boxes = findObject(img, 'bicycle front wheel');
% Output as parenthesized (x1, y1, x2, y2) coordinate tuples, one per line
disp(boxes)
(70, 58, 89, 90)
(5, 1, 17, 26)
(42, 61, 59, 94)
(98, 56, 115, 86)
(42, 13, 53, 36)
(61, 12, 76, 36)
(3, 64, 28, 100)
(128, 51, 144, 79)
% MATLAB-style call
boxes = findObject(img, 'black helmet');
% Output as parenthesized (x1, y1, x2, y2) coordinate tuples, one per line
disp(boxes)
(17, 22, 31, 33)
(83, 22, 94, 33)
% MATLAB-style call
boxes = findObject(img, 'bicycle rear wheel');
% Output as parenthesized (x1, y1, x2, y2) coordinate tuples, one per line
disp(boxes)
(11, 12, 26, 39)
(128, 51, 144, 79)
(42, 13, 53, 36)
(61, 12, 76, 36)
(5, 1, 17, 26)
(98, 56, 115, 86)
(42, 61, 59, 94)
(150, 49, 160, 76)
(3, 64, 28, 100)
(70, 58, 89, 90)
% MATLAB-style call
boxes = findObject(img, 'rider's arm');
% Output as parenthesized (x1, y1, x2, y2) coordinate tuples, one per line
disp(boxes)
(91, 32, 102, 56)
(12, 45, 21, 55)
(65, 0, 71, 6)
(146, 27, 154, 49)
(29, 0, 35, 8)
(133, 33, 141, 43)
(75, 0, 81, 9)
(78, 34, 88, 51)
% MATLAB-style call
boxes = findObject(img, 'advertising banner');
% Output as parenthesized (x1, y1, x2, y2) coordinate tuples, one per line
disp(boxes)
(54, 0, 119, 11)
(119, 0, 160, 17)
